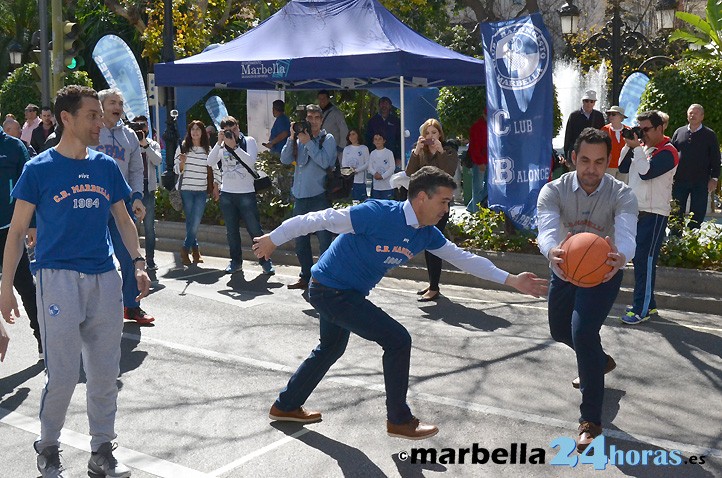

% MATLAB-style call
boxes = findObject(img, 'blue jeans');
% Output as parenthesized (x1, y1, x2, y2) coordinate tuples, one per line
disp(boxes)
(108, 201, 140, 308)
(219, 191, 271, 267)
(466, 165, 488, 213)
(293, 193, 332, 282)
(547, 270, 623, 425)
(632, 213, 667, 316)
(672, 179, 708, 229)
(275, 281, 413, 424)
(351, 183, 367, 201)
(180, 190, 208, 249)
(142, 190, 156, 265)
(371, 188, 393, 200)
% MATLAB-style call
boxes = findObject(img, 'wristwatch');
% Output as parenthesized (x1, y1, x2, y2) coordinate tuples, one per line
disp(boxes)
(132, 256, 146, 265)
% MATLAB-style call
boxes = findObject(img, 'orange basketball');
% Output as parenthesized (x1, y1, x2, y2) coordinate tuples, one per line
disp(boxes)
(559, 232, 613, 288)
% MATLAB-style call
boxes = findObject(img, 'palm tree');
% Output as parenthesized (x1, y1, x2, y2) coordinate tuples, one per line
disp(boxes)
(670, 0, 722, 58)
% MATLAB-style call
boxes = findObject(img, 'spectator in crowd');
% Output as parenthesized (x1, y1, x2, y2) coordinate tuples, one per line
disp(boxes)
(318, 90, 348, 160)
(174, 120, 221, 265)
(206, 124, 217, 143)
(369, 132, 395, 199)
(601, 106, 630, 182)
(467, 111, 488, 212)
(280, 104, 336, 290)
(208, 116, 275, 275)
(537, 127, 637, 453)
(618, 110, 678, 325)
(671, 104, 721, 229)
(20, 104, 41, 144)
(0, 114, 42, 358)
(2, 117, 37, 156)
(30, 106, 55, 154)
(0, 84, 149, 478)
(262, 100, 290, 155)
(93, 88, 154, 325)
(341, 128, 370, 202)
(366, 96, 401, 168)
(133, 115, 163, 271)
(563, 90, 605, 168)
(253, 165, 547, 440)
(658, 111, 670, 136)
(405, 119, 458, 302)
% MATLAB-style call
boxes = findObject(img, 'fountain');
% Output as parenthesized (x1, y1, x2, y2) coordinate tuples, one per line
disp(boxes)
(552, 59, 608, 150)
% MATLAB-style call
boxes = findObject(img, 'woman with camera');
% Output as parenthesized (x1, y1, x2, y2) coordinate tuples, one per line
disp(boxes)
(405, 119, 459, 302)
(174, 120, 220, 265)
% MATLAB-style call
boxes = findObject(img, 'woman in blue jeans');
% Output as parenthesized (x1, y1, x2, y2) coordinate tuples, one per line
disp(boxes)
(174, 120, 220, 265)
(207, 115, 274, 275)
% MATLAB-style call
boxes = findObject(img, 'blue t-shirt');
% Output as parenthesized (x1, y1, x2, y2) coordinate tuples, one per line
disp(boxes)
(311, 200, 447, 295)
(270, 114, 291, 154)
(12, 148, 131, 274)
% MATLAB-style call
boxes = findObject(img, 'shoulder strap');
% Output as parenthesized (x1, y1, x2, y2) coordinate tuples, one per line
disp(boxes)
(224, 145, 260, 179)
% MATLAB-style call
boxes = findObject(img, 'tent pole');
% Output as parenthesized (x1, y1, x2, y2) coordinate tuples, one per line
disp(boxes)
(400, 76, 405, 169)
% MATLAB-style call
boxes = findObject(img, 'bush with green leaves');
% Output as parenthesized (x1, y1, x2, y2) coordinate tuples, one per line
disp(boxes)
(0, 64, 93, 118)
(639, 59, 722, 134)
(659, 206, 722, 271)
(446, 207, 537, 254)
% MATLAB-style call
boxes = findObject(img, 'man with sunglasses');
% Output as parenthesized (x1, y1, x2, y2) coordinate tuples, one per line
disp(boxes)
(618, 110, 679, 325)
(563, 90, 605, 169)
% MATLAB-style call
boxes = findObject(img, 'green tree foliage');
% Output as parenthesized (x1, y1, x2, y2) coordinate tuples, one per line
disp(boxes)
(0, 64, 93, 118)
(0, 0, 38, 79)
(437, 86, 486, 140)
(670, 0, 722, 59)
(638, 58, 722, 134)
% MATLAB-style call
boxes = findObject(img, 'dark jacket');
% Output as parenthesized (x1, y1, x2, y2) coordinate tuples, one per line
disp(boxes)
(0, 129, 31, 228)
(30, 123, 54, 154)
(671, 124, 721, 183)
(563, 108, 605, 159)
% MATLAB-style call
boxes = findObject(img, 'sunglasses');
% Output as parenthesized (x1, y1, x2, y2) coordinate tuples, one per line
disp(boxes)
(639, 126, 655, 134)
(583, 99, 596, 103)
(607, 112, 619, 116)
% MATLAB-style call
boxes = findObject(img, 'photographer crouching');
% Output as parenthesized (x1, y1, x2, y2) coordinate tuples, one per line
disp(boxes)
(280, 104, 337, 290)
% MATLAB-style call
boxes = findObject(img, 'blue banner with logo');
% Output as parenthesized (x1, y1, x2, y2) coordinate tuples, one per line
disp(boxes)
(92, 35, 150, 132)
(481, 13, 553, 230)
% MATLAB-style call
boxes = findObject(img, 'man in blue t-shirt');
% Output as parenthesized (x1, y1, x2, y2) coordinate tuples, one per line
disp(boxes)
(262, 99, 291, 155)
(0, 85, 150, 478)
(253, 166, 548, 440)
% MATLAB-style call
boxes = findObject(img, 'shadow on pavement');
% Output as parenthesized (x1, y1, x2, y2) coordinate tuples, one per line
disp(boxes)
(217, 272, 285, 302)
(654, 316, 721, 384)
(0, 362, 44, 413)
(270, 421, 387, 477)
(417, 297, 512, 332)
(392, 450, 448, 477)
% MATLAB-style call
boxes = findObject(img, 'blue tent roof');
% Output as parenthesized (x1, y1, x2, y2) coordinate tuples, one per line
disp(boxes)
(154, 0, 485, 90)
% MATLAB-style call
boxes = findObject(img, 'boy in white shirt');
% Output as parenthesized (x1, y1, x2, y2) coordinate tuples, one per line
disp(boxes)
(369, 133, 395, 199)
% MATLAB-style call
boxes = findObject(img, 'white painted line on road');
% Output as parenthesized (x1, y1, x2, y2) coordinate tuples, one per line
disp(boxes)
(0, 407, 213, 477)
(123, 334, 722, 461)
(208, 428, 310, 477)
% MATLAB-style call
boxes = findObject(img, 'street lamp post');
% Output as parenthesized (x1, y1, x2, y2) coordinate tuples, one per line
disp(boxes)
(559, 0, 678, 105)
(160, 0, 178, 191)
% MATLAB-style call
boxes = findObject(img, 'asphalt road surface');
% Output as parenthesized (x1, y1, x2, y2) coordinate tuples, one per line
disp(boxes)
(1, 251, 720, 477)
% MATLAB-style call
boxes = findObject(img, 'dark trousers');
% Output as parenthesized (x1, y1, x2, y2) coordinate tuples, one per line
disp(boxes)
(672, 180, 708, 229)
(0, 228, 41, 349)
(632, 213, 667, 316)
(108, 201, 140, 308)
(548, 270, 623, 425)
(424, 211, 450, 291)
(292, 193, 332, 282)
(275, 281, 413, 424)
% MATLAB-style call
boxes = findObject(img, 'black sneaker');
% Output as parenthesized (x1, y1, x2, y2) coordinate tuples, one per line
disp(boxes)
(36, 445, 64, 477)
(88, 442, 131, 478)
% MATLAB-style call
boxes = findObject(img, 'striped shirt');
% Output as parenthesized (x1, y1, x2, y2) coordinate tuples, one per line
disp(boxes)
(174, 146, 220, 192)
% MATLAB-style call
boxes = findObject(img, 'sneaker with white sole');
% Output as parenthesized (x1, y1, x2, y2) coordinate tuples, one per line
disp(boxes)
(620, 311, 650, 325)
(36, 445, 64, 478)
(625, 306, 658, 320)
(88, 442, 131, 478)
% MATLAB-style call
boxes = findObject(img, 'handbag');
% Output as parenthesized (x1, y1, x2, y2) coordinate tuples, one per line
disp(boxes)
(325, 159, 353, 200)
(206, 166, 215, 196)
(169, 172, 184, 211)
(224, 145, 272, 192)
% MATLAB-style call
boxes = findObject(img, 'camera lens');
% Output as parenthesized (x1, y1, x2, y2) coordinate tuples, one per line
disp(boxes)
(224, 130, 233, 139)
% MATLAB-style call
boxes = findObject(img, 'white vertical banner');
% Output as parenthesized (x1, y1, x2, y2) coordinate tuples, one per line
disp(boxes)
(247, 90, 285, 149)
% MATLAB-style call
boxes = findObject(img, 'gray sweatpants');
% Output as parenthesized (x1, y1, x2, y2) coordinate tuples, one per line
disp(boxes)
(34, 268, 123, 452)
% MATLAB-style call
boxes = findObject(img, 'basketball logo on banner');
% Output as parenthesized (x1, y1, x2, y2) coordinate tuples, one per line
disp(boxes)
(490, 23, 550, 91)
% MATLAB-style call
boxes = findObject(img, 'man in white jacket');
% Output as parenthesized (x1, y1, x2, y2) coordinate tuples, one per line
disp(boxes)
(618, 110, 679, 325)
(92, 88, 155, 325)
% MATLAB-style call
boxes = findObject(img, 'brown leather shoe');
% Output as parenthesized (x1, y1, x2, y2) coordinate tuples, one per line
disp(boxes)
(191, 246, 204, 263)
(387, 417, 438, 440)
(268, 404, 321, 423)
(576, 421, 603, 452)
(572, 355, 616, 389)
(180, 247, 192, 266)
(287, 279, 309, 290)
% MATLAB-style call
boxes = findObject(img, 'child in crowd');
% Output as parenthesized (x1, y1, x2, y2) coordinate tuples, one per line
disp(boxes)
(369, 132, 395, 199)
(341, 129, 370, 202)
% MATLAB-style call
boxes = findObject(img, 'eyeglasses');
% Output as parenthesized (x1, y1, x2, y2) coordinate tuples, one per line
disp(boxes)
(583, 100, 596, 103)
(607, 112, 618, 116)
(639, 126, 655, 133)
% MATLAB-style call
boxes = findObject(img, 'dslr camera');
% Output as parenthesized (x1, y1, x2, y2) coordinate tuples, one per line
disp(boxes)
(292, 120, 312, 136)
(621, 126, 643, 140)
(127, 121, 146, 142)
